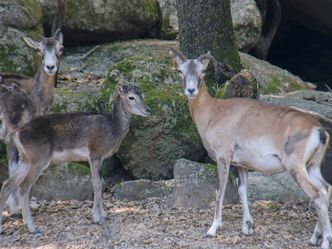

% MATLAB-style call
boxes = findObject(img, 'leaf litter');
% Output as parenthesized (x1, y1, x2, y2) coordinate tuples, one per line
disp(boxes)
(0, 192, 326, 249)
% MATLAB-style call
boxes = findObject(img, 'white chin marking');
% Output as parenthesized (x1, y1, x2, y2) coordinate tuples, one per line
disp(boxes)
(46, 71, 56, 76)
(185, 93, 197, 98)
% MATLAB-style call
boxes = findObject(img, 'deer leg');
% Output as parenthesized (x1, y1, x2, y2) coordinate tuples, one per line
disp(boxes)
(238, 168, 254, 235)
(19, 160, 50, 234)
(290, 166, 332, 249)
(308, 163, 332, 246)
(306, 143, 332, 247)
(5, 141, 20, 215)
(206, 156, 230, 237)
(89, 158, 106, 223)
(0, 160, 29, 234)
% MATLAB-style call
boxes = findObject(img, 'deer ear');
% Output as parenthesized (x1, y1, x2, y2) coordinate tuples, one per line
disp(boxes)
(201, 59, 210, 71)
(116, 84, 125, 95)
(53, 29, 64, 44)
(23, 37, 41, 50)
(170, 49, 186, 67)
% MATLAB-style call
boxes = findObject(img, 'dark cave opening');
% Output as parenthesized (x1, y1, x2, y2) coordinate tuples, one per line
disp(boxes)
(267, 21, 332, 92)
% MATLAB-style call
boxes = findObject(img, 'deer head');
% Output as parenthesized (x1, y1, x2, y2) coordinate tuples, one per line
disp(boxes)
(170, 49, 213, 97)
(23, 29, 64, 76)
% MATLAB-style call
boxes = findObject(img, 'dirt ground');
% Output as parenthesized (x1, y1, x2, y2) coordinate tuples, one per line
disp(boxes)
(0, 192, 326, 249)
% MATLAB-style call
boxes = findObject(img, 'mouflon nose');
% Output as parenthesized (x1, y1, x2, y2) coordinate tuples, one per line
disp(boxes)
(187, 88, 195, 94)
(46, 65, 55, 71)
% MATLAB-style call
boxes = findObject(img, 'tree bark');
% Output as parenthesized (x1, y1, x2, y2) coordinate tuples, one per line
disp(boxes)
(176, 0, 241, 74)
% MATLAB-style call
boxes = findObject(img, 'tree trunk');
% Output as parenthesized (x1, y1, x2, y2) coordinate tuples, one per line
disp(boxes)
(176, 0, 241, 74)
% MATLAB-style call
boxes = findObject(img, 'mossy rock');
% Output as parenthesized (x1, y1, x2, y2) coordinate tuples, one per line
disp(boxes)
(240, 52, 308, 94)
(51, 88, 101, 113)
(0, 0, 43, 75)
(101, 42, 204, 180)
(40, 0, 162, 43)
(31, 162, 93, 201)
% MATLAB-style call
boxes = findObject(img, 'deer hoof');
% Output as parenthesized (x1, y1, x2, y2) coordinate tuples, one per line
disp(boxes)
(242, 220, 254, 236)
(31, 228, 42, 235)
(320, 236, 332, 249)
(310, 232, 322, 246)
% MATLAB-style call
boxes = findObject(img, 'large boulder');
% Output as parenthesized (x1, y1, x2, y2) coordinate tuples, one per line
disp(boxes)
(231, 0, 262, 52)
(40, 0, 162, 43)
(112, 179, 173, 201)
(240, 52, 308, 94)
(158, 0, 178, 39)
(101, 41, 204, 180)
(0, 0, 43, 75)
(173, 159, 238, 209)
(31, 162, 93, 201)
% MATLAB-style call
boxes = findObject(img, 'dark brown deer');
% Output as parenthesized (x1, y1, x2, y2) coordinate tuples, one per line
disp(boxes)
(0, 84, 150, 234)
(0, 30, 64, 215)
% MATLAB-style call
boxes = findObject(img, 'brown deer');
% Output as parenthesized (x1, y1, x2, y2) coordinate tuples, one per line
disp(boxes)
(170, 49, 331, 249)
(0, 30, 64, 215)
(0, 84, 150, 234)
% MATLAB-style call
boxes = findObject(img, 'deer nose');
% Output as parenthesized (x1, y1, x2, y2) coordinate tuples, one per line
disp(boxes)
(46, 65, 55, 71)
(187, 88, 195, 94)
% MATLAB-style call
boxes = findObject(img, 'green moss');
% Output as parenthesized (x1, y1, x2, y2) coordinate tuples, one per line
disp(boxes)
(212, 34, 242, 75)
(19, 0, 43, 25)
(146, 0, 157, 17)
(213, 83, 229, 99)
(287, 80, 306, 92)
(262, 76, 283, 94)
(67, 162, 90, 176)
(262, 75, 306, 94)
(202, 163, 236, 183)
(0, 141, 7, 167)
(203, 163, 217, 174)
(51, 88, 101, 113)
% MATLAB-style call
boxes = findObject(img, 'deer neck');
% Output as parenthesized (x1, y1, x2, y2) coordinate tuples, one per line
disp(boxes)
(33, 67, 56, 114)
(110, 96, 131, 138)
(187, 82, 216, 131)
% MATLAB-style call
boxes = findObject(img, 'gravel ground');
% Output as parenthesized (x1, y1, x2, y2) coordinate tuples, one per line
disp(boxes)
(0, 192, 326, 249)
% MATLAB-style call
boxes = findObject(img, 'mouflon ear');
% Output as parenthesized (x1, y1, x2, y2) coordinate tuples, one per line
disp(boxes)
(23, 37, 42, 51)
(53, 29, 64, 44)
(170, 48, 186, 67)
(116, 84, 125, 95)
(196, 51, 213, 71)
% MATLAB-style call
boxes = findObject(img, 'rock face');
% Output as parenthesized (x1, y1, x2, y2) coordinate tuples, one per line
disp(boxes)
(0, 0, 43, 75)
(158, 0, 178, 39)
(173, 159, 239, 209)
(240, 52, 307, 94)
(40, 0, 162, 43)
(248, 172, 308, 201)
(231, 0, 262, 52)
(112, 179, 173, 201)
(31, 163, 93, 201)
